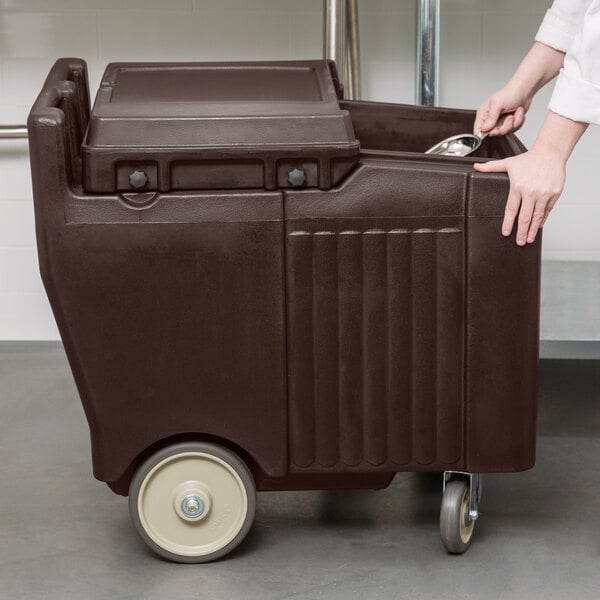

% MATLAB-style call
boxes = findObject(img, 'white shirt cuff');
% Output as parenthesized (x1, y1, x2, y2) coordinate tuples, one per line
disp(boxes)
(549, 68, 600, 125)
(535, 9, 580, 52)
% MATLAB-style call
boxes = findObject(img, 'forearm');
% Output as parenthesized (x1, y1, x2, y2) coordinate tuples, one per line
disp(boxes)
(509, 42, 565, 98)
(531, 110, 588, 161)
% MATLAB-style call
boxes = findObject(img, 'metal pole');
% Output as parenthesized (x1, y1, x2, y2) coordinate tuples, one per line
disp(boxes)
(0, 125, 28, 139)
(415, 0, 440, 106)
(323, 0, 347, 88)
(345, 0, 362, 100)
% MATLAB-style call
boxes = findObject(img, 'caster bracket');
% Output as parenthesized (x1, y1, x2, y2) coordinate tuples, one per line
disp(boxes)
(443, 471, 482, 525)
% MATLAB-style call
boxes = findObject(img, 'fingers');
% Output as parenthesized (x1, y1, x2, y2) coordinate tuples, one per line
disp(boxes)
(512, 106, 527, 132)
(524, 199, 548, 245)
(503, 188, 555, 245)
(473, 147, 563, 246)
(518, 194, 559, 245)
(473, 158, 539, 245)
(489, 106, 528, 136)
(475, 98, 503, 134)
(476, 104, 527, 137)
(473, 105, 490, 134)
(502, 187, 551, 246)
(473, 159, 508, 173)
(515, 193, 537, 246)
(473, 159, 523, 240)
(502, 186, 522, 238)
(495, 109, 522, 136)
(493, 113, 515, 137)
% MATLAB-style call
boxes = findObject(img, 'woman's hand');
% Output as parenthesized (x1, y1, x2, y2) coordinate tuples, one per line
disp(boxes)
(473, 149, 566, 245)
(473, 111, 588, 246)
(474, 42, 567, 137)
(474, 83, 531, 137)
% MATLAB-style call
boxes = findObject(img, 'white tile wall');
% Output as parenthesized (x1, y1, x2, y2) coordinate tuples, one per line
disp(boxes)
(289, 9, 322, 59)
(0, 293, 59, 339)
(0, 247, 43, 293)
(0, 141, 31, 199)
(0, 200, 36, 247)
(1, 1, 193, 10)
(0, 0, 598, 340)
(0, 11, 98, 58)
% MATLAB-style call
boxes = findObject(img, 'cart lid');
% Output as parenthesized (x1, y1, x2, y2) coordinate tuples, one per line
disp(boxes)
(82, 60, 359, 193)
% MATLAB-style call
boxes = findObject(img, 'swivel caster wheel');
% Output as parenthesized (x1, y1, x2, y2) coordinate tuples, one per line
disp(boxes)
(440, 473, 481, 554)
(129, 442, 256, 563)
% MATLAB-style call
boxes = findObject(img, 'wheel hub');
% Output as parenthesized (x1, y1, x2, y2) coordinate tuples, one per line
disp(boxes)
(181, 495, 205, 518)
(173, 483, 212, 522)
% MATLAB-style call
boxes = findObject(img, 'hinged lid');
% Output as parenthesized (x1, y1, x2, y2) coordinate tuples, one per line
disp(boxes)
(82, 60, 359, 193)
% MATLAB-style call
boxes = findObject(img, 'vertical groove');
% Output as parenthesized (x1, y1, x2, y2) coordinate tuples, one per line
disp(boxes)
(338, 231, 363, 466)
(287, 232, 316, 468)
(337, 234, 342, 467)
(311, 234, 317, 466)
(313, 232, 339, 467)
(387, 230, 412, 465)
(407, 234, 414, 465)
(436, 230, 464, 464)
(412, 231, 438, 465)
(432, 233, 439, 461)
(463, 180, 471, 470)
(410, 232, 417, 465)
(362, 230, 388, 465)
(361, 234, 368, 465)
(385, 234, 391, 465)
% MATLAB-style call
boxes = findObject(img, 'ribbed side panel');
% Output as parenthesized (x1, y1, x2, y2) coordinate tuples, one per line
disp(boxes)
(287, 228, 464, 470)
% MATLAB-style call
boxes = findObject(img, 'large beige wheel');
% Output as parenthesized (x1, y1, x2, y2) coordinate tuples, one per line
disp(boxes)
(440, 478, 475, 554)
(129, 442, 256, 563)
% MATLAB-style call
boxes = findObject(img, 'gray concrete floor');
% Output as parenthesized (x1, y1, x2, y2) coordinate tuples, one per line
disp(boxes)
(1, 342, 599, 600)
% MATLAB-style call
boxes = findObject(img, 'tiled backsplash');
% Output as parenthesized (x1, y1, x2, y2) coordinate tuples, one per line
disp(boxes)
(0, 0, 598, 339)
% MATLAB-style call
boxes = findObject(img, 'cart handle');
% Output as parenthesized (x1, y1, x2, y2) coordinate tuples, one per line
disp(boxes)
(28, 58, 90, 189)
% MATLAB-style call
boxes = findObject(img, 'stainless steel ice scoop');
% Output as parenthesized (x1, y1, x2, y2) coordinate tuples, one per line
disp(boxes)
(425, 114, 510, 157)
(425, 130, 488, 157)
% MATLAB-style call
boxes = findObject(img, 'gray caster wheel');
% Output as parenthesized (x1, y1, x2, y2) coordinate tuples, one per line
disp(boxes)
(129, 442, 256, 563)
(440, 478, 474, 554)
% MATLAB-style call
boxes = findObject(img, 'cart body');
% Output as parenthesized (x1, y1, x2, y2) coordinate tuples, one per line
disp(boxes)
(29, 59, 540, 499)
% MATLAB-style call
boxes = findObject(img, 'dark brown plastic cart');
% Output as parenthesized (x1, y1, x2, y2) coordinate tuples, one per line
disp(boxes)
(29, 58, 541, 562)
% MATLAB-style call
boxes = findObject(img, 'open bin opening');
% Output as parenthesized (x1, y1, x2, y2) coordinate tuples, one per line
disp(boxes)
(341, 99, 526, 160)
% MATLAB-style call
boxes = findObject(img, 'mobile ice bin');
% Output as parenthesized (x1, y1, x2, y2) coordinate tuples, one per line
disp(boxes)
(29, 59, 541, 562)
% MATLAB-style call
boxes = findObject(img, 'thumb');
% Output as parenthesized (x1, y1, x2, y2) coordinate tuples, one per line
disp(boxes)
(473, 159, 508, 173)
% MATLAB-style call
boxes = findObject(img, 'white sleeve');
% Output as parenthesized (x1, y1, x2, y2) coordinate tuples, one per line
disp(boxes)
(548, 1, 600, 125)
(535, 0, 592, 52)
